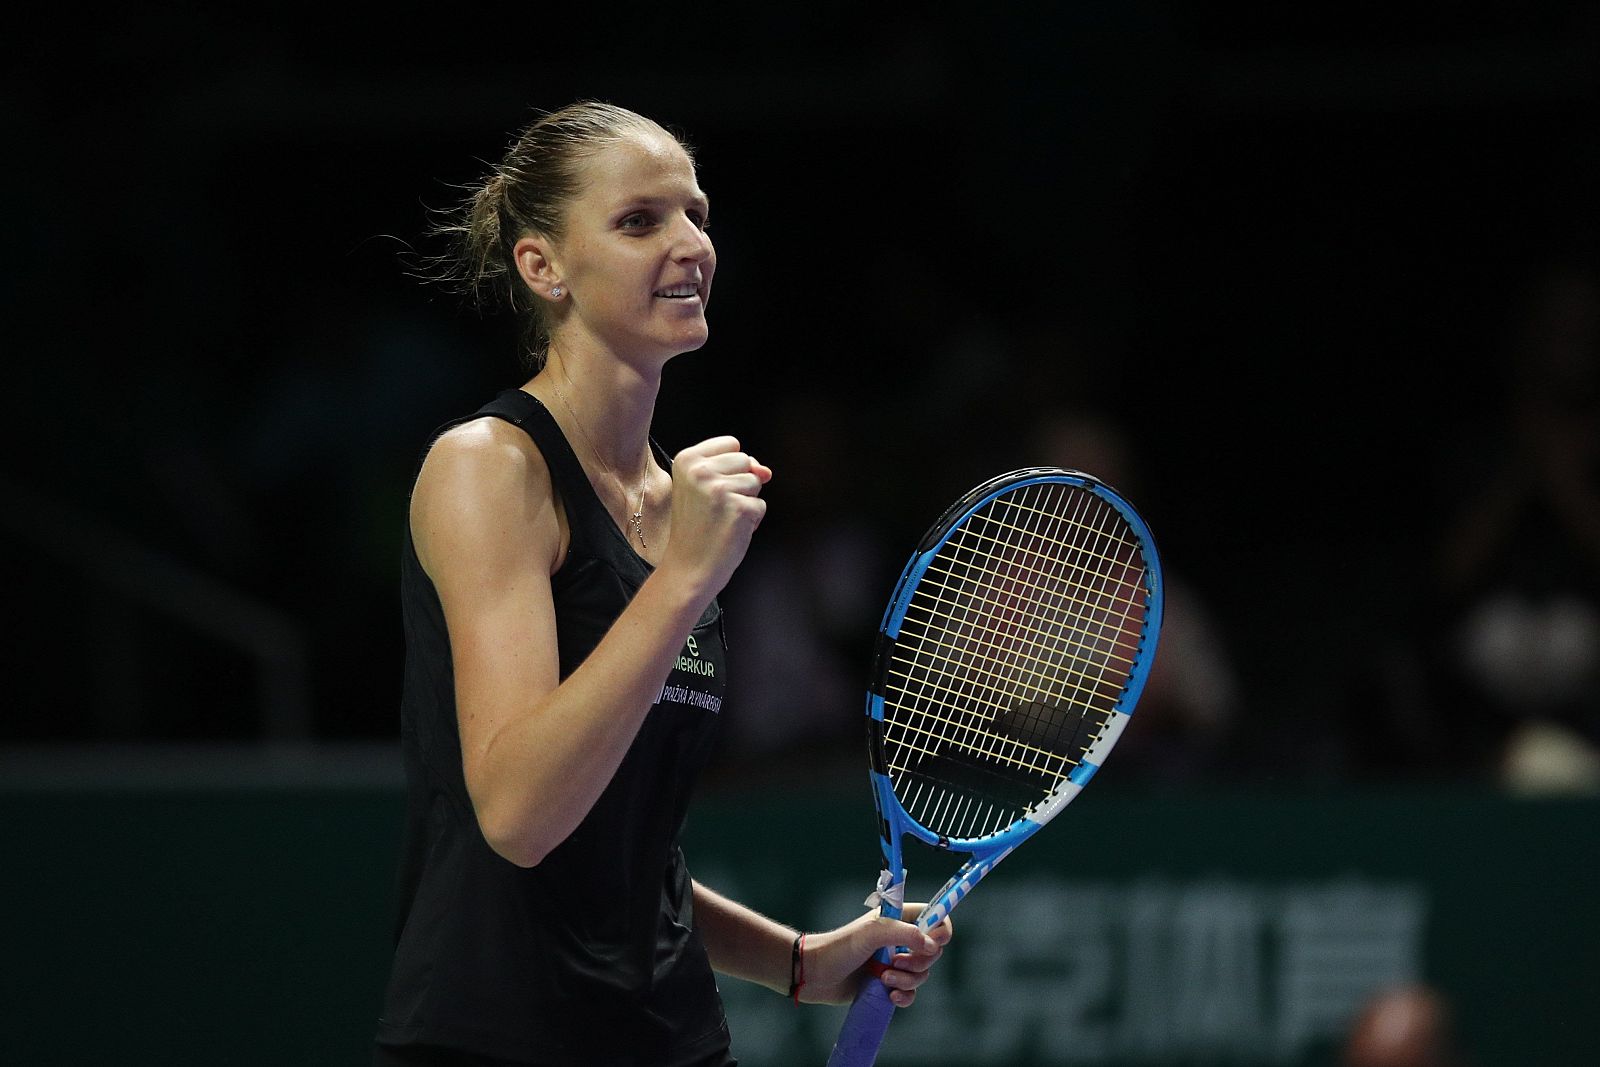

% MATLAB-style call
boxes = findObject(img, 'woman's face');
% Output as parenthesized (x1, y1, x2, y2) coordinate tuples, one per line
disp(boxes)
(549, 128, 715, 362)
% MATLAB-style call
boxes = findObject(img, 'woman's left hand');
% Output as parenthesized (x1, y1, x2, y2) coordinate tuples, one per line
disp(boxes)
(798, 904, 954, 1008)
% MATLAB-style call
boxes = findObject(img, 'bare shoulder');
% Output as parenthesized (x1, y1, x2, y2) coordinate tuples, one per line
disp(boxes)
(418, 416, 551, 491)
(411, 416, 561, 579)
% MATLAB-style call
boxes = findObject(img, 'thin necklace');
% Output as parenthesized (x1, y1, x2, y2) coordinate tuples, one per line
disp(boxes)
(549, 376, 652, 549)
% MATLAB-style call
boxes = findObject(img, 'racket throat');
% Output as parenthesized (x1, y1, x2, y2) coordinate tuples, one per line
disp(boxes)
(918, 846, 1017, 931)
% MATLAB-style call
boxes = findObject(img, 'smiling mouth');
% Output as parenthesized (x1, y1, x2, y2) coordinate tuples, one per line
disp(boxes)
(654, 284, 701, 299)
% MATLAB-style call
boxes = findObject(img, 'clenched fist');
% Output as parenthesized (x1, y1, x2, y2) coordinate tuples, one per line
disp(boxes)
(660, 436, 772, 600)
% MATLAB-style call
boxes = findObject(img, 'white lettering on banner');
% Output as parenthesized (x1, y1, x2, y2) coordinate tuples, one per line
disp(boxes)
(1274, 883, 1427, 1057)
(880, 878, 1425, 1065)
(1169, 882, 1267, 1057)
(703, 875, 1429, 1065)
(1116, 883, 1173, 1057)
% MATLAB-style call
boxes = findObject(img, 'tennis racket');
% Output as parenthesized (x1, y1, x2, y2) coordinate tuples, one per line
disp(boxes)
(825, 467, 1164, 1067)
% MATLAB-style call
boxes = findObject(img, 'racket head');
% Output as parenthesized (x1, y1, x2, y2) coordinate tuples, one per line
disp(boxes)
(866, 467, 1164, 859)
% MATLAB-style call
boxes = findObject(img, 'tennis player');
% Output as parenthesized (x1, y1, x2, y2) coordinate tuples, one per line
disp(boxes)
(373, 102, 952, 1067)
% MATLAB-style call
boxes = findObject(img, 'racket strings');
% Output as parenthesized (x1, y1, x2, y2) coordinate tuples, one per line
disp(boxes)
(883, 730, 1067, 783)
(882, 481, 1152, 840)
(885, 484, 1078, 837)
(882, 703, 1082, 777)
(891, 500, 1121, 825)
(882, 665, 1105, 766)
(883, 590, 1135, 764)
(889, 483, 1108, 766)
(894, 491, 1139, 753)
(923, 500, 1147, 668)
(900, 571, 1143, 681)
(940, 508, 1149, 606)
(892, 744, 1066, 837)
(909, 562, 1143, 659)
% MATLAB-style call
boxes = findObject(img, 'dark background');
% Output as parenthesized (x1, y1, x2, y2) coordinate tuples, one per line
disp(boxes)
(4, 4, 1598, 786)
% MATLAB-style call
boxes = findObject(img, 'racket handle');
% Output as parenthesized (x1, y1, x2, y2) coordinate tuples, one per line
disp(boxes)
(824, 970, 897, 1067)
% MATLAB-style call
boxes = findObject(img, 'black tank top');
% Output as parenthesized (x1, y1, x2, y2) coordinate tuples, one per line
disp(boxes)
(376, 390, 734, 1065)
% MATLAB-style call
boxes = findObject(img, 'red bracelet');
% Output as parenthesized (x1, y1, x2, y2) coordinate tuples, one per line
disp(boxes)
(789, 933, 807, 1005)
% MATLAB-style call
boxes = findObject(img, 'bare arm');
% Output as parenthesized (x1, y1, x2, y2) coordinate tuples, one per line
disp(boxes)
(414, 420, 768, 867)
(690, 881, 797, 995)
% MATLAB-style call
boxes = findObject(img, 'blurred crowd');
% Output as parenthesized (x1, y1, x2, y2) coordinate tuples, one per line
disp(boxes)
(1343, 264, 1600, 794)
(718, 263, 1600, 795)
(5, 10, 1597, 798)
(6, 253, 1598, 797)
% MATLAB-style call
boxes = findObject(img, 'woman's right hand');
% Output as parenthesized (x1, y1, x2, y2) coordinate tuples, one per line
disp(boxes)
(662, 436, 772, 599)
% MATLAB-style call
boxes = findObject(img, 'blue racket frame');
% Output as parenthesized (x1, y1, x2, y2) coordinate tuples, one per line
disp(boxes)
(826, 468, 1164, 1067)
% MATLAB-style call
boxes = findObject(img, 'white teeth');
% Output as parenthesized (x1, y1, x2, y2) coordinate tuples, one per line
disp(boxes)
(655, 284, 699, 298)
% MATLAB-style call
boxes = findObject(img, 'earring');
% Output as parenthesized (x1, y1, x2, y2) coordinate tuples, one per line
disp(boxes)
(551, 286, 563, 299)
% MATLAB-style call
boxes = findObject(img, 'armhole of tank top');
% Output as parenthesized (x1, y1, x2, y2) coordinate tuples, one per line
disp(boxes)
(407, 392, 584, 578)
(478, 389, 622, 577)
(498, 390, 682, 572)
(426, 389, 677, 577)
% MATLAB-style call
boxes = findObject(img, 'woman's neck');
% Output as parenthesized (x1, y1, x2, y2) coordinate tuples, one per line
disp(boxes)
(533, 341, 661, 475)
